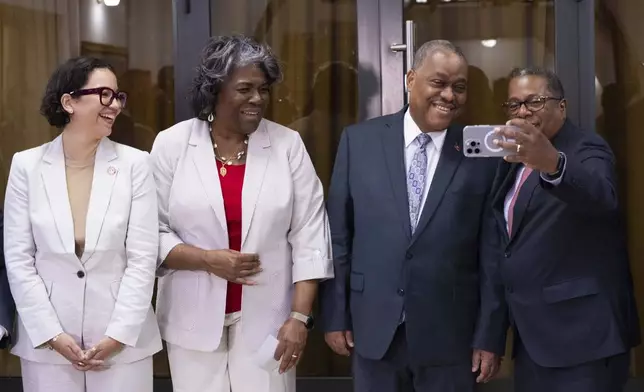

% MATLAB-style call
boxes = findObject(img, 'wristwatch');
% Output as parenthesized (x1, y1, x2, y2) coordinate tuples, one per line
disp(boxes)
(545, 151, 565, 178)
(290, 311, 315, 330)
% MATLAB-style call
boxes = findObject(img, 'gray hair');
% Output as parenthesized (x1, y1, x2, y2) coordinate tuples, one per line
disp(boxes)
(190, 35, 283, 120)
(411, 40, 467, 70)
(508, 67, 565, 98)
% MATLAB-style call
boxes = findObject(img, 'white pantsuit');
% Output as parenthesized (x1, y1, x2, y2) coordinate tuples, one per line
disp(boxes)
(166, 313, 296, 392)
(150, 118, 334, 391)
(3, 136, 162, 391)
(20, 357, 153, 392)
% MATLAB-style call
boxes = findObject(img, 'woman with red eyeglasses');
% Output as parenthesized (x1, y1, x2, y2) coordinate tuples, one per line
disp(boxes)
(3, 56, 161, 392)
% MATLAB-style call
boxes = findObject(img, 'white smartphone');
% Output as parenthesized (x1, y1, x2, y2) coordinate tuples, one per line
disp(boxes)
(462, 125, 518, 158)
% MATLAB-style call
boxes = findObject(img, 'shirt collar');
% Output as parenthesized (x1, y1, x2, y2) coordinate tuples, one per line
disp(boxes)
(403, 108, 447, 151)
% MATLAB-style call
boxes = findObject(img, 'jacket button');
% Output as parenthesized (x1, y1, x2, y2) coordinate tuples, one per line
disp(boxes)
(397, 288, 405, 296)
(77, 271, 85, 278)
(405, 252, 413, 260)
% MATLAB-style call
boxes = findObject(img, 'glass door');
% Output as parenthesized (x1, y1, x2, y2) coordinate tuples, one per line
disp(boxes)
(375, 0, 593, 383)
(380, 2, 555, 379)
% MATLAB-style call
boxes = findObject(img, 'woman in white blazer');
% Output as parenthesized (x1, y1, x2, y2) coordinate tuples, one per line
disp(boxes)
(150, 35, 334, 392)
(3, 57, 162, 392)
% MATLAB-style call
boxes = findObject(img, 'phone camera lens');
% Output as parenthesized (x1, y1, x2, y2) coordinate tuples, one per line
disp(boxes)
(466, 148, 473, 154)
(474, 148, 480, 154)
(469, 141, 476, 147)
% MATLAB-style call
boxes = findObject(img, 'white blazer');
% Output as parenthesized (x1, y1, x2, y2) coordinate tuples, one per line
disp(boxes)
(3, 136, 162, 365)
(151, 118, 334, 353)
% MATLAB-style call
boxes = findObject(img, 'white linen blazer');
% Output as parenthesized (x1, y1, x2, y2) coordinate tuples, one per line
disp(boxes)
(151, 118, 334, 353)
(3, 136, 162, 365)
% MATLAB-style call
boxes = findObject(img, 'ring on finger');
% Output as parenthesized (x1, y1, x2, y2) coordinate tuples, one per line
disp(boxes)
(291, 354, 298, 358)
(516, 144, 522, 153)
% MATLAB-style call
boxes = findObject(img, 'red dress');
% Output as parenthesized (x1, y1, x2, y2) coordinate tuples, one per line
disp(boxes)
(217, 161, 244, 314)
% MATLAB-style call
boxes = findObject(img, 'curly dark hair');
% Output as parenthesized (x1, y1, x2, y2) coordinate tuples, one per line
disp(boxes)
(190, 35, 283, 120)
(40, 57, 115, 128)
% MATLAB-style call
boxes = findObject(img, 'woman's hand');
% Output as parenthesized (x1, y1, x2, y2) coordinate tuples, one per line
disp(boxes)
(81, 336, 124, 369)
(47, 333, 103, 370)
(274, 318, 308, 374)
(203, 249, 262, 285)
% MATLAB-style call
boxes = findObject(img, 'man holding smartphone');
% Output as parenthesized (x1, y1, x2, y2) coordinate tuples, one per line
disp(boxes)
(0, 209, 15, 349)
(492, 67, 640, 391)
(319, 40, 507, 392)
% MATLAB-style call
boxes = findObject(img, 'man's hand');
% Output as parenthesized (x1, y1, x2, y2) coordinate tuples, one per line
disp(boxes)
(494, 119, 560, 174)
(472, 349, 501, 383)
(324, 331, 354, 356)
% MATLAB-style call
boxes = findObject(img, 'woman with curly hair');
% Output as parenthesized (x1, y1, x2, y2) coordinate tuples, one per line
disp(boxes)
(3, 56, 162, 392)
(150, 35, 333, 392)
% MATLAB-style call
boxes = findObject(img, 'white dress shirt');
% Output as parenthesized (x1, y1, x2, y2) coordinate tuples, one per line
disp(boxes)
(400, 110, 446, 324)
(403, 109, 446, 214)
(0, 326, 6, 339)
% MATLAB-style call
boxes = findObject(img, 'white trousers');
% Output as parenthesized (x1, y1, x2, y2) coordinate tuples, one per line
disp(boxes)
(167, 313, 296, 392)
(20, 356, 153, 392)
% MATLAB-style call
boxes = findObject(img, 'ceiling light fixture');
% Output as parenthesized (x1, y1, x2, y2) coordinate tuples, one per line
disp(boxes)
(97, 0, 120, 6)
(481, 39, 497, 48)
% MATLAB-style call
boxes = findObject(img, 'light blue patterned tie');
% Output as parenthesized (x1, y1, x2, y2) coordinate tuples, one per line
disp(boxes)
(407, 133, 432, 233)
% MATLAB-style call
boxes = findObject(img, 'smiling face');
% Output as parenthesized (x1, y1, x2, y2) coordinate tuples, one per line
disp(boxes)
(214, 63, 270, 135)
(406, 50, 468, 132)
(507, 75, 566, 139)
(61, 68, 122, 139)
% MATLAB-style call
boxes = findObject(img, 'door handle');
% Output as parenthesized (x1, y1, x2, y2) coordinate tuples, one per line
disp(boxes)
(390, 20, 415, 100)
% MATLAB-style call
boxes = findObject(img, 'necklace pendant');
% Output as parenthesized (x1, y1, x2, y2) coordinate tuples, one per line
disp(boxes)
(219, 165, 227, 177)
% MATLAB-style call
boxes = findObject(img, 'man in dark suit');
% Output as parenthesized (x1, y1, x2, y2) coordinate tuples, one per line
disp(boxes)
(0, 209, 15, 348)
(319, 40, 507, 392)
(492, 67, 640, 391)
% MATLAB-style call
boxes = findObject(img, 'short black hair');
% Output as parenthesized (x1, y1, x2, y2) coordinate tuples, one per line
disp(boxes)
(40, 56, 115, 128)
(190, 35, 283, 121)
(508, 67, 565, 98)
(412, 40, 467, 70)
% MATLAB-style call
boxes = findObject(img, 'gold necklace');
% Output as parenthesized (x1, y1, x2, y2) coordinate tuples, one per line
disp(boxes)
(213, 138, 248, 177)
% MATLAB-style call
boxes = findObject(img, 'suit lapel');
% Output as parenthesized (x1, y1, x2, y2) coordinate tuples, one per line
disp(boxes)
(189, 120, 228, 236)
(241, 120, 271, 248)
(380, 110, 412, 240)
(41, 136, 75, 255)
(82, 138, 118, 262)
(411, 125, 463, 245)
(509, 168, 539, 240)
(491, 120, 576, 242)
(491, 162, 516, 242)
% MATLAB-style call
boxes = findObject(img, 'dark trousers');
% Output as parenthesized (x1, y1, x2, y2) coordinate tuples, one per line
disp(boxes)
(352, 324, 475, 392)
(514, 336, 630, 392)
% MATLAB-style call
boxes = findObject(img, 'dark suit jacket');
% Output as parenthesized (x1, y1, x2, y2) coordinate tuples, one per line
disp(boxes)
(0, 209, 16, 348)
(491, 119, 640, 368)
(319, 108, 507, 366)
